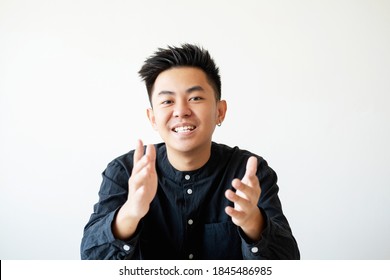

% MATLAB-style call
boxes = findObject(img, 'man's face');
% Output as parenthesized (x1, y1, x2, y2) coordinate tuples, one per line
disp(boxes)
(147, 67, 226, 156)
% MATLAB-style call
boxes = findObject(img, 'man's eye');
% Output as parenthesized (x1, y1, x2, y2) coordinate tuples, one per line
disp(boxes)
(190, 97, 203, 101)
(161, 100, 173, 105)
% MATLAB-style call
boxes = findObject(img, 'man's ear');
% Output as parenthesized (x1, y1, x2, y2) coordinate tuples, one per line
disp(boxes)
(216, 100, 227, 124)
(147, 108, 158, 130)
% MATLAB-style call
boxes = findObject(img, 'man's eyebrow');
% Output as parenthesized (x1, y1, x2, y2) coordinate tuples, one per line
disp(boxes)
(157, 86, 205, 96)
(186, 85, 205, 93)
(157, 90, 175, 96)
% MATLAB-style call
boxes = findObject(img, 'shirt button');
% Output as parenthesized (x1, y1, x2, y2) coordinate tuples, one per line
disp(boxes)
(187, 189, 193, 195)
(188, 254, 194, 259)
(185, 174, 191, 180)
(123, 245, 131, 251)
(188, 219, 194, 225)
(251, 246, 259, 253)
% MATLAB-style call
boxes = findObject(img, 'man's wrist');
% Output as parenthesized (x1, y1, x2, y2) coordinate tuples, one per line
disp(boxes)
(240, 208, 264, 242)
(112, 205, 141, 240)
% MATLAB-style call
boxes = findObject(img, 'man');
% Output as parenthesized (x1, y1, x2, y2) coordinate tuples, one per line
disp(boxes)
(80, 44, 300, 259)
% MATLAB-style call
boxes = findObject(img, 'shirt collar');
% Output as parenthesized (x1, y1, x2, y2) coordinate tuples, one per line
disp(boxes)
(156, 142, 221, 182)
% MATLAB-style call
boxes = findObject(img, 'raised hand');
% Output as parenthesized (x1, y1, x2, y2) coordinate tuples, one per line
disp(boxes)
(113, 140, 158, 240)
(225, 156, 264, 241)
(126, 139, 158, 218)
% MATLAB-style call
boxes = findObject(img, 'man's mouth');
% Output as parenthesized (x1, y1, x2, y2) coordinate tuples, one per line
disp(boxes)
(173, 126, 196, 133)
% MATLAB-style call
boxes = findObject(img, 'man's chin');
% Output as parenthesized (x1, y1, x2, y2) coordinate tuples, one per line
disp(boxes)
(164, 138, 203, 153)
(167, 143, 197, 154)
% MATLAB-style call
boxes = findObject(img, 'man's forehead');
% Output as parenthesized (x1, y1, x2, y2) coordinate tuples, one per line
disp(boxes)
(152, 68, 211, 95)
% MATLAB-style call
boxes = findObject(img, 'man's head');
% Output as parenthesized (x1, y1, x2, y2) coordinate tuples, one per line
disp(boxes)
(138, 44, 221, 103)
(139, 44, 227, 169)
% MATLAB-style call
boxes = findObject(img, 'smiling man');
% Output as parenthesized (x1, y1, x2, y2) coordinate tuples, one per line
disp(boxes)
(81, 44, 300, 260)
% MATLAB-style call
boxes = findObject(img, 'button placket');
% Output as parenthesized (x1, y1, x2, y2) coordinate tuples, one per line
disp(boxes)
(183, 173, 194, 227)
(183, 172, 196, 259)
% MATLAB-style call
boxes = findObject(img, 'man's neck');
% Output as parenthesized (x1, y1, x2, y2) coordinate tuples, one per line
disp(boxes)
(166, 144, 212, 171)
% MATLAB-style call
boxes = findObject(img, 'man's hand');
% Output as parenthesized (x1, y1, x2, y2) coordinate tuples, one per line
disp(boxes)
(113, 139, 158, 240)
(126, 139, 158, 219)
(225, 156, 264, 241)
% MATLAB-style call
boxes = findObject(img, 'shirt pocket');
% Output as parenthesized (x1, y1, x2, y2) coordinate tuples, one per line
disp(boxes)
(200, 221, 242, 259)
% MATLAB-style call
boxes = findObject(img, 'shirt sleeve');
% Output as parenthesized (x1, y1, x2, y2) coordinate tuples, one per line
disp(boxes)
(238, 157, 300, 260)
(80, 158, 142, 260)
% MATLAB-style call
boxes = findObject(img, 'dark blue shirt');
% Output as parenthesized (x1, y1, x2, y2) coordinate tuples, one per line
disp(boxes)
(81, 142, 300, 259)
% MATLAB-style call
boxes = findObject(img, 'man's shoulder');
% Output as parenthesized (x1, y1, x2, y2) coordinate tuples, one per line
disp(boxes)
(212, 142, 271, 173)
(212, 142, 258, 159)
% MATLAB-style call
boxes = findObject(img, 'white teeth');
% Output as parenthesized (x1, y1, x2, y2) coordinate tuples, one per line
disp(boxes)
(174, 126, 195, 133)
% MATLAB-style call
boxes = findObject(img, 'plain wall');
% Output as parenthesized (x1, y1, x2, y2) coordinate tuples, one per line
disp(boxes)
(1, 0, 389, 259)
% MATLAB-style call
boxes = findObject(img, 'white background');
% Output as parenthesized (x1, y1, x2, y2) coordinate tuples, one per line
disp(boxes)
(1, 0, 389, 260)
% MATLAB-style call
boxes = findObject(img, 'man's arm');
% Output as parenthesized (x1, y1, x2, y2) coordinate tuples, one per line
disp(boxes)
(81, 140, 157, 259)
(225, 156, 300, 260)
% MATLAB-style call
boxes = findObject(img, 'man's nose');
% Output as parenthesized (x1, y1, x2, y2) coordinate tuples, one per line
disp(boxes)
(173, 100, 192, 118)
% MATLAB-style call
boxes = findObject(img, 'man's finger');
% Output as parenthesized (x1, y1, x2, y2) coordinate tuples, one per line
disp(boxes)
(242, 156, 258, 186)
(245, 156, 258, 177)
(232, 179, 256, 200)
(225, 206, 246, 221)
(133, 139, 144, 165)
(225, 189, 251, 209)
(145, 144, 156, 162)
